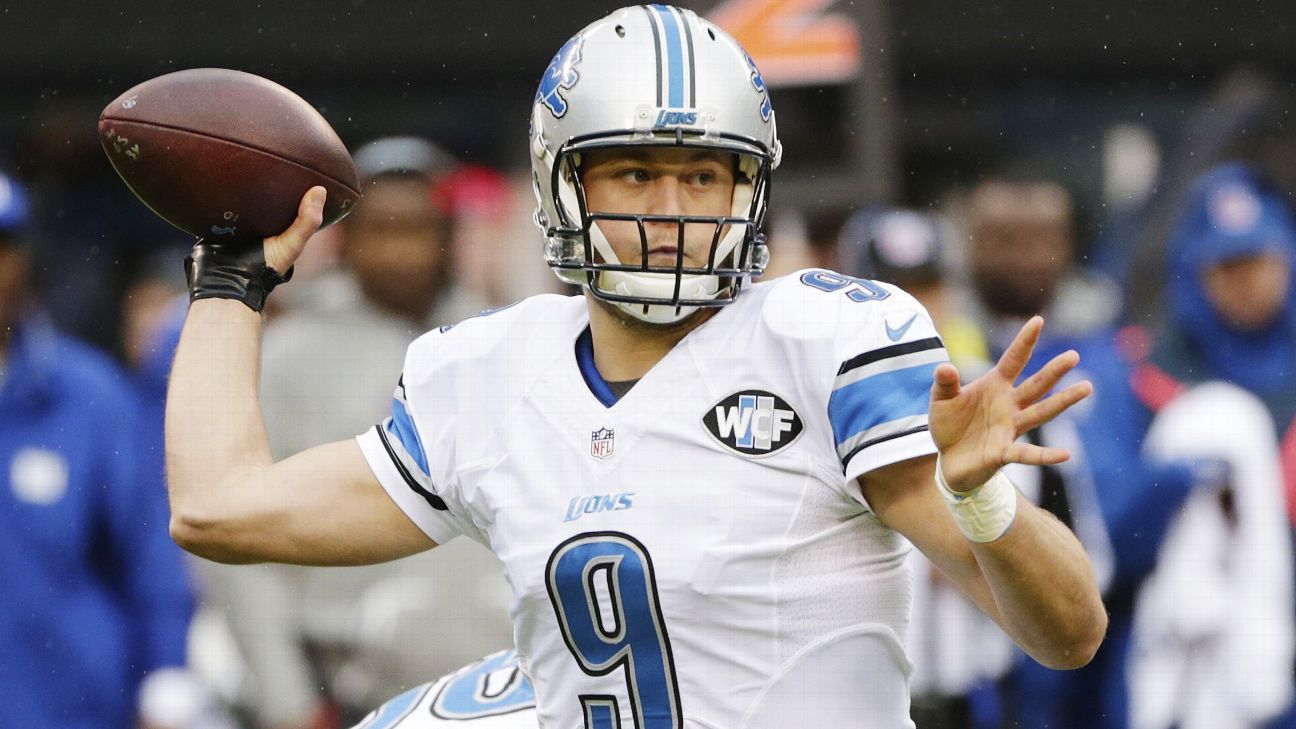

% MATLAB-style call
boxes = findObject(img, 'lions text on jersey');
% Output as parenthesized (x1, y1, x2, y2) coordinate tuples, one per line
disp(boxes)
(356, 270, 948, 729)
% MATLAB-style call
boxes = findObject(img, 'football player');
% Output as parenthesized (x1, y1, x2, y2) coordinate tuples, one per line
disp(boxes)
(167, 6, 1106, 728)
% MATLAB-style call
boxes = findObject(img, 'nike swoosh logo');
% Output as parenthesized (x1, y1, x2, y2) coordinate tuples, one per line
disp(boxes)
(885, 314, 918, 342)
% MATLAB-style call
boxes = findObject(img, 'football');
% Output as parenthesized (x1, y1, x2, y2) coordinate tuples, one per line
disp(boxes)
(99, 68, 360, 242)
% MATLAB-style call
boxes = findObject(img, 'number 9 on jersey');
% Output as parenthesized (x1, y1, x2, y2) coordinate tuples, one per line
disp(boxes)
(546, 532, 683, 729)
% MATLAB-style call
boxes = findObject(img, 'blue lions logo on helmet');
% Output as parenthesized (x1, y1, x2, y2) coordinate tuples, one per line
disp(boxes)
(743, 50, 773, 122)
(536, 34, 584, 118)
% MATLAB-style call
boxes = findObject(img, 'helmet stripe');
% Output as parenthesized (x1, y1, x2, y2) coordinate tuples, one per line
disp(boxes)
(680, 8, 697, 107)
(649, 4, 685, 108)
(643, 6, 665, 107)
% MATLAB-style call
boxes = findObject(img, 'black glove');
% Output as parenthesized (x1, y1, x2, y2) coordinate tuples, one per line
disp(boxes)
(185, 239, 294, 312)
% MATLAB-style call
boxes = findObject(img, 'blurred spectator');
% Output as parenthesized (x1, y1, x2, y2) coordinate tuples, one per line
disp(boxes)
(954, 178, 1178, 729)
(19, 102, 190, 355)
(961, 179, 1120, 365)
(0, 170, 195, 727)
(1109, 69, 1283, 321)
(120, 251, 188, 374)
(1149, 163, 1296, 485)
(956, 173, 1292, 729)
(449, 163, 562, 305)
(1126, 162, 1296, 728)
(839, 207, 1113, 729)
(758, 207, 819, 279)
(197, 137, 512, 729)
(838, 207, 987, 367)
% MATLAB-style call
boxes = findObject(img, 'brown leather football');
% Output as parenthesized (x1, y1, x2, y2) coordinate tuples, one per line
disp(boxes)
(99, 68, 360, 242)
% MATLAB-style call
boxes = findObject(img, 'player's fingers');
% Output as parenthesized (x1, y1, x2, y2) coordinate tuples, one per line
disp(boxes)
(1014, 349, 1081, 406)
(288, 186, 327, 239)
(931, 362, 962, 401)
(1001, 440, 1071, 466)
(995, 315, 1044, 382)
(264, 187, 326, 273)
(1014, 380, 1093, 434)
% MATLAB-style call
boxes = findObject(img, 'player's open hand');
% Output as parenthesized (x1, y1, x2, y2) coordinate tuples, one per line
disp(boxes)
(928, 316, 1093, 492)
(263, 186, 326, 274)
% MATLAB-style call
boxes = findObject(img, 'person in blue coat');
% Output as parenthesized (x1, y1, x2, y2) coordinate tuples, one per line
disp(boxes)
(1144, 162, 1296, 728)
(0, 171, 195, 729)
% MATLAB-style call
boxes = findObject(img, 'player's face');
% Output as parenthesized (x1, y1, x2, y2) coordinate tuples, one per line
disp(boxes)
(580, 147, 737, 269)
(1202, 251, 1291, 331)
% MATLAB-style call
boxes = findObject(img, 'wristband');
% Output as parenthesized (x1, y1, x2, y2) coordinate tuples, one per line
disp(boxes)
(935, 455, 1018, 543)
(185, 239, 293, 312)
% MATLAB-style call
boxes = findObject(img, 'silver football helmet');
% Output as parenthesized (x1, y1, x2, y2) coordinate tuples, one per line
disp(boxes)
(530, 5, 782, 324)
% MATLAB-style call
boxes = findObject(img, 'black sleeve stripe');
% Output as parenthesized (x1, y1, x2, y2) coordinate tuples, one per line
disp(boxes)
(839, 425, 930, 468)
(837, 337, 944, 376)
(376, 425, 449, 512)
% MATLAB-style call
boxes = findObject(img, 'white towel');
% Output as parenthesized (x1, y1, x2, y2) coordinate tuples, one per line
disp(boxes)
(1129, 382, 1295, 729)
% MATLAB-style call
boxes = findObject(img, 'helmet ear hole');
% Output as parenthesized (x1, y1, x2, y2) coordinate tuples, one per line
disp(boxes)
(615, 24, 626, 38)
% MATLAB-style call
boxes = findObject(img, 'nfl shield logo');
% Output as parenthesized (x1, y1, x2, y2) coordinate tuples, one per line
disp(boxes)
(590, 427, 615, 461)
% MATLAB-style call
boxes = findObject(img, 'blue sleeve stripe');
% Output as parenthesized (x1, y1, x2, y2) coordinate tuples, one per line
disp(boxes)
(387, 397, 430, 476)
(375, 424, 448, 512)
(828, 362, 938, 447)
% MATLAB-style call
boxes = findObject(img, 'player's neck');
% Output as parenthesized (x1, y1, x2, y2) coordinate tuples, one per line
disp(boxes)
(585, 294, 719, 382)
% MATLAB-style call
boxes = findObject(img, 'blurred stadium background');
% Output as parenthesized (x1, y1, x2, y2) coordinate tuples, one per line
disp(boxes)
(0, 1, 1288, 209)
(2, 0, 1293, 344)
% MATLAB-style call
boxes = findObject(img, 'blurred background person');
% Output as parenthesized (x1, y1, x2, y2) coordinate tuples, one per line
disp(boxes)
(952, 179, 1141, 729)
(959, 178, 1121, 364)
(755, 207, 820, 279)
(954, 174, 1284, 729)
(448, 164, 564, 306)
(838, 206, 1113, 729)
(837, 207, 985, 367)
(18, 103, 188, 355)
(0, 170, 196, 728)
(1123, 162, 1296, 729)
(1148, 163, 1296, 517)
(196, 137, 513, 729)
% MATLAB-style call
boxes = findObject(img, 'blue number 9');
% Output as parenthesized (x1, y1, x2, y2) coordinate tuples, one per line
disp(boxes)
(546, 532, 682, 729)
(800, 270, 891, 302)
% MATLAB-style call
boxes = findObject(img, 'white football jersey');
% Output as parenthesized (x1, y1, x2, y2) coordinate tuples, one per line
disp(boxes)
(356, 270, 947, 729)
(352, 650, 538, 729)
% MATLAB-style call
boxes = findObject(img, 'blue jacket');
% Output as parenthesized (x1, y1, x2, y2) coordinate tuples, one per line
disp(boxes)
(0, 315, 194, 729)
(1067, 328, 1199, 590)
